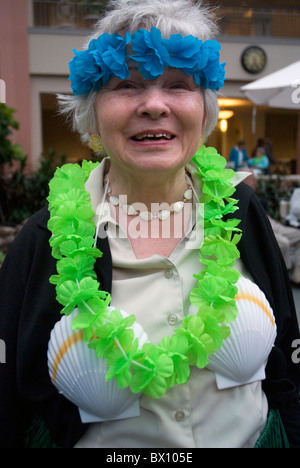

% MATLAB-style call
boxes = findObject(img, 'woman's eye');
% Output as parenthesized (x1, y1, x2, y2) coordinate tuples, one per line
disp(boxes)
(169, 82, 189, 90)
(116, 81, 139, 90)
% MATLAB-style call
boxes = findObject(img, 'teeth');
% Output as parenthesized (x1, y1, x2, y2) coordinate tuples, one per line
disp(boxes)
(134, 133, 173, 140)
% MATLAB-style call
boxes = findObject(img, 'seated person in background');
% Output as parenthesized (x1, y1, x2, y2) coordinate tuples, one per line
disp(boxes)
(247, 147, 269, 175)
(285, 188, 300, 229)
(228, 140, 249, 170)
(242, 169, 300, 284)
(268, 217, 300, 285)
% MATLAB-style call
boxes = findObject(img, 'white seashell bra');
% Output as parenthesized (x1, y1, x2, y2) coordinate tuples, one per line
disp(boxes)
(47, 277, 277, 423)
(207, 277, 277, 389)
(47, 307, 148, 424)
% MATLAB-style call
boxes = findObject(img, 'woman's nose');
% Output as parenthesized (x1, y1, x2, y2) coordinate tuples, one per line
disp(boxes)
(136, 87, 171, 119)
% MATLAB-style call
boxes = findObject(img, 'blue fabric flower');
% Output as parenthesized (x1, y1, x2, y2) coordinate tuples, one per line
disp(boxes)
(102, 31, 131, 80)
(69, 33, 130, 95)
(90, 32, 131, 88)
(162, 33, 201, 71)
(69, 49, 101, 96)
(130, 27, 170, 80)
(181, 40, 226, 90)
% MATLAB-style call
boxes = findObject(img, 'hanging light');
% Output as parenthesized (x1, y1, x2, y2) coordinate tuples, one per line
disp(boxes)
(218, 109, 234, 133)
(220, 119, 228, 132)
(219, 110, 234, 120)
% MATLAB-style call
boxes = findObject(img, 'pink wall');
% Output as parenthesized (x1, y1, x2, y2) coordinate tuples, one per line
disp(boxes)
(0, 0, 32, 169)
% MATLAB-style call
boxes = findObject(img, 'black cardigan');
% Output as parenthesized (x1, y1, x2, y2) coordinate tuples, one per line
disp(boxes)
(0, 182, 299, 448)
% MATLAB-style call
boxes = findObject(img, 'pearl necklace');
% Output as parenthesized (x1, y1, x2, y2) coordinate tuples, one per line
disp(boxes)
(104, 174, 193, 221)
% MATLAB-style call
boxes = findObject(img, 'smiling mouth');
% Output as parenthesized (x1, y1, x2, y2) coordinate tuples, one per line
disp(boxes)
(131, 133, 175, 142)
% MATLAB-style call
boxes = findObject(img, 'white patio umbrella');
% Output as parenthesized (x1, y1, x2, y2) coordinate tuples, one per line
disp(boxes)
(240, 60, 300, 110)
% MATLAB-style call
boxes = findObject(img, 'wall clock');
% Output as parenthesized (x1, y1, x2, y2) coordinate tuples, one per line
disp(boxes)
(241, 46, 267, 74)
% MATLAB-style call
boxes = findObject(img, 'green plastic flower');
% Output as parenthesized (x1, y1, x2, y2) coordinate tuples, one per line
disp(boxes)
(158, 335, 190, 386)
(72, 295, 111, 341)
(105, 332, 139, 388)
(175, 315, 215, 368)
(56, 237, 102, 260)
(55, 253, 97, 282)
(201, 235, 240, 266)
(195, 257, 241, 284)
(204, 200, 239, 221)
(130, 344, 174, 398)
(204, 217, 241, 238)
(48, 164, 88, 202)
(90, 309, 136, 358)
(56, 277, 106, 314)
(190, 274, 238, 323)
(200, 179, 236, 204)
(193, 146, 226, 171)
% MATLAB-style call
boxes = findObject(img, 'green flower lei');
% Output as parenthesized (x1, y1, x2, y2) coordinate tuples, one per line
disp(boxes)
(47, 146, 242, 399)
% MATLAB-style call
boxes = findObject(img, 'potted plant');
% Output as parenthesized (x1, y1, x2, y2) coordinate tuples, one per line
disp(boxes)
(77, 0, 106, 27)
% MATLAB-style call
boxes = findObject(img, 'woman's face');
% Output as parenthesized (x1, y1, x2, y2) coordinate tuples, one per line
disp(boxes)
(95, 68, 206, 176)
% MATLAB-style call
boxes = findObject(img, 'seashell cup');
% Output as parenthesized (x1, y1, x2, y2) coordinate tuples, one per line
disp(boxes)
(207, 277, 277, 389)
(47, 306, 149, 423)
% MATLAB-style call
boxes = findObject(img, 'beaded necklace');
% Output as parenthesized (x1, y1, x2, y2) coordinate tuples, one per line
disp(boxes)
(105, 172, 193, 221)
(47, 145, 242, 399)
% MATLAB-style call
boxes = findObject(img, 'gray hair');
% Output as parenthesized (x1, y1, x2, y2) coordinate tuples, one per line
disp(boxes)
(57, 0, 221, 145)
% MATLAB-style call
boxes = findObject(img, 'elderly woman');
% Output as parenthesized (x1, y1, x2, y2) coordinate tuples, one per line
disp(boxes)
(0, 0, 299, 449)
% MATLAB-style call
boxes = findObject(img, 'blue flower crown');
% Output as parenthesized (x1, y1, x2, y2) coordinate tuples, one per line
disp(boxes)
(69, 27, 226, 96)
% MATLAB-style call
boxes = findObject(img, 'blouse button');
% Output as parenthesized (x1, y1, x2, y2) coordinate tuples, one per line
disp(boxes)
(168, 314, 178, 326)
(164, 269, 173, 279)
(175, 410, 185, 422)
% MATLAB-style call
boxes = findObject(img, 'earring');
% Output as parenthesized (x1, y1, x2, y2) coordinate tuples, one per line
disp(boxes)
(89, 134, 103, 152)
(198, 135, 204, 149)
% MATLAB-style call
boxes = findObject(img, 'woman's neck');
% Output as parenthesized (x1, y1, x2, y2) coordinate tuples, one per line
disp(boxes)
(107, 164, 189, 209)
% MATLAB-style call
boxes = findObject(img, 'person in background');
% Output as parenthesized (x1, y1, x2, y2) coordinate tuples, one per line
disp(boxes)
(264, 137, 276, 165)
(247, 146, 269, 175)
(228, 140, 249, 170)
(268, 217, 300, 286)
(242, 170, 300, 285)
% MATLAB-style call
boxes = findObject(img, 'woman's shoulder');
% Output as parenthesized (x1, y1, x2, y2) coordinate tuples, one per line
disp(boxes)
(227, 181, 257, 220)
(8, 206, 51, 256)
(17, 206, 49, 234)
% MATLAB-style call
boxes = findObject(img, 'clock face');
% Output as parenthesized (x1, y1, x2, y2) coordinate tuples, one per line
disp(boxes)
(241, 46, 267, 74)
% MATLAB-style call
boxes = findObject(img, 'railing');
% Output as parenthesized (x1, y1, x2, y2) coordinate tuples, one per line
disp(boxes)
(219, 8, 300, 39)
(32, 0, 106, 29)
(31, 1, 300, 39)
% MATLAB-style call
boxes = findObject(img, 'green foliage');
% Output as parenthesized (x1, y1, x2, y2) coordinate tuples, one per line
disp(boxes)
(0, 251, 5, 265)
(256, 176, 300, 220)
(0, 103, 26, 166)
(0, 149, 66, 224)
